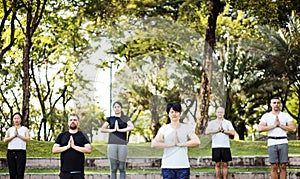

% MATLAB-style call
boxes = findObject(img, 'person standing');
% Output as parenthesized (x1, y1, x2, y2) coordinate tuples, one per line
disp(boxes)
(205, 107, 235, 179)
(52, 113, 92, 179)
(258, 97, 296, 179)
(151, 102, 200, 179)
(4, 112, 30, 179)
(100, 101, 134, 179)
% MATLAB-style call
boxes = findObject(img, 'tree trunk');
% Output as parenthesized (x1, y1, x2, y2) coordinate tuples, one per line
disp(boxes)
(298, 92, 300, 140)
(196, 0, 222, 134)
(22, 33, 31, 127)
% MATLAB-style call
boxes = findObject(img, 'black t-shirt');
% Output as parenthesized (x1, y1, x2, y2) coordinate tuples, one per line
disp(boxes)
(54, 131, 90, 173)
(107, 116, 130, 145)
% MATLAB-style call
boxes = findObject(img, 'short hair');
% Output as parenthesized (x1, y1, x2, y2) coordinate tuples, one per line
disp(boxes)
(12, 112, 23, 120)
(68, 113, 80, 120)
(166, 102, 182, 113)
(216, 107, 225, 112)
(271, 96, 280, 101)
(11, 112, 23, 126)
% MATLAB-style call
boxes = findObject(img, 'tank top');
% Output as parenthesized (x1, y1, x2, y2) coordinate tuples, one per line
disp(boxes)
(7, 126, 28, 150)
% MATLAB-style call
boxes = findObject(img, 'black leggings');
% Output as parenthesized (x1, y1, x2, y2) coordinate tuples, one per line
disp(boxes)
(7, 150, 26, 179)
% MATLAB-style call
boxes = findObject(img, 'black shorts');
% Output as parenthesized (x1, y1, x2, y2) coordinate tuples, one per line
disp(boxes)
(59, 172, 84, 179)
(212, 148, 232, 162)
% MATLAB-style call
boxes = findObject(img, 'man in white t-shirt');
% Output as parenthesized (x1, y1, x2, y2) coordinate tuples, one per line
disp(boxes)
(205, 107, 235, 179)
(258, 97, 296, 179)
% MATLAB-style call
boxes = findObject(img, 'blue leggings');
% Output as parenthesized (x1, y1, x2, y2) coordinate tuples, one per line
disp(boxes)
(108, 144, 128, 179)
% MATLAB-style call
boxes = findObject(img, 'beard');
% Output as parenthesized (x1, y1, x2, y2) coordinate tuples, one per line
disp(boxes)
(69, 123, 77, 130)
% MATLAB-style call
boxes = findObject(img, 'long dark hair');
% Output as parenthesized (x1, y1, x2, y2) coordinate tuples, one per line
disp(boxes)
(113, 101, 126, 118)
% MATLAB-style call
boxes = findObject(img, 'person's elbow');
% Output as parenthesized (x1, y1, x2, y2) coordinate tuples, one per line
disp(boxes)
(52, 145, 60, 154)
(52, 148, 58, 154)
(85, 145, 92, 154)
(291, 127, 297, 133)
(196, 139, 201, 146)
(257, 126, 263, 133)
(151, 141, 158, 148)
(129, 126, 135, 131)
(86, 148, 92, 154)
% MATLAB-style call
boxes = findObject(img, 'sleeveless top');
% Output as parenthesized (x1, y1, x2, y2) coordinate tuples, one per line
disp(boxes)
(7, 126, 28, 150)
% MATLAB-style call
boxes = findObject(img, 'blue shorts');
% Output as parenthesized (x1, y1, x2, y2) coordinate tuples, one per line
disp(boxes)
(161, 168, 190, 179)
(268, 143, 288, 164)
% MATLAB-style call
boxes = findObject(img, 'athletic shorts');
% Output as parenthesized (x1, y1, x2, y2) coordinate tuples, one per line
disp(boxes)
(212, 148, 232, 162)
(59, 171, 84, 179)
(268, 143, 288, 164)
(161, 168, 190, 179)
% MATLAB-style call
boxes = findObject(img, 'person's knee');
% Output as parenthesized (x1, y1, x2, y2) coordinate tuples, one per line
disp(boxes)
(279, 163, 287, 171)
(222, 162, 228, 168)
(271, 163, 279, 171)
(215, 162, 221, 167)
(110, 162, 118, 172)
(119, 162, 126, 172)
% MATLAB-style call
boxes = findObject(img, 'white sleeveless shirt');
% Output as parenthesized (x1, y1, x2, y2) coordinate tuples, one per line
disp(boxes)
(7, 126, 28, 150)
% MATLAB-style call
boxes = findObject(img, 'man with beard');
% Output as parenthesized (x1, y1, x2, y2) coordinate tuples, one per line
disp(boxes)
(52, 113, 92, 179)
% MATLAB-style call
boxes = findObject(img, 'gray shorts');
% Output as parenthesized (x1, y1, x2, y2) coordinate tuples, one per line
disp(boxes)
(268, 143, 288, 164)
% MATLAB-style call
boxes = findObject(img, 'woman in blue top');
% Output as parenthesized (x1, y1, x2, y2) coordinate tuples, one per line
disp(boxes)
(101, 101, 134, 179)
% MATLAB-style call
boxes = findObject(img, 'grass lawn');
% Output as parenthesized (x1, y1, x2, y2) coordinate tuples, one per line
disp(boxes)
(1, 136, 300, 174)
(1, 135, 300, 157)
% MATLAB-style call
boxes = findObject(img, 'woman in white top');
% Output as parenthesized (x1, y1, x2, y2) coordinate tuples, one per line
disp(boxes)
(151, 102, 200, 179)
(4, 112, 30, 179)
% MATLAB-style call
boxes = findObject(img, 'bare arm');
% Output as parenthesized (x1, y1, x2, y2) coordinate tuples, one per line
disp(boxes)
(18, 128, 30, 142)
(4, 130, 15, 143)
(100, 121, 116, 133)
(4, 128, 30, 143)
(223, 129, 235, 136)
(151, 133, 175, 149)
(52, 143, 69, 154)
(117, 121, 135, 132)
(177, 131, 200, 147)
(279, 121, 296, 133)
(205, 128, 220, 135)
(69, 135, 92, 154)
(258, 120, 277, 132)
(52, 136, 92, 154)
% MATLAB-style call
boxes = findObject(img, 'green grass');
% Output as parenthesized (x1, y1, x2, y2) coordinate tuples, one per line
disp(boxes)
(1, 136, 300, 157)
(1, 137, 300, 174)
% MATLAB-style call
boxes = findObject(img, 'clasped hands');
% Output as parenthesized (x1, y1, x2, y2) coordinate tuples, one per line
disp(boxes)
(112, 120, 121, 132)
(13, 127, 19, 138)
(274, 115, 281, 127)
(171, 131, 186, 147)
(217, 125, 224, 133)
(66, 136, 75, 149)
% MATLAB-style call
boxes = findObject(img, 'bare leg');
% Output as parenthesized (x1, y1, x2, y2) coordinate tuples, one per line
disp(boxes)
(215, 162, 221, 179)
(279, 163, 287, 179)
(270, 163, 279, 179)
(222, 162, 229, 179)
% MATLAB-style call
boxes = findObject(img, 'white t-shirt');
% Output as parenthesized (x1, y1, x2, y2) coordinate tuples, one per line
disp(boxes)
(7, 126, 28, 150)
(206, 119, 234, 148)
(260, 111, 292, 146)
(158, 123, 194, 168)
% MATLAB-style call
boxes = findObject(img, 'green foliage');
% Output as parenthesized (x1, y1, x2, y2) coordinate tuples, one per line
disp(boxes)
(229, 0, 300, 28)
